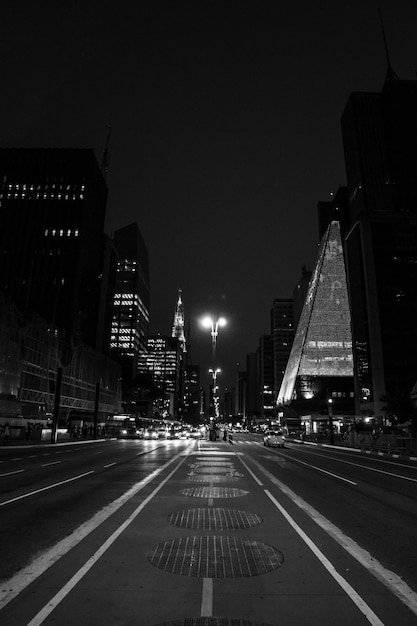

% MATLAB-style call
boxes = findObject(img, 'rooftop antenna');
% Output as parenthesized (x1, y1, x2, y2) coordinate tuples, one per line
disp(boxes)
(378, 8, 399, 82)
(101, 116, 112, 181)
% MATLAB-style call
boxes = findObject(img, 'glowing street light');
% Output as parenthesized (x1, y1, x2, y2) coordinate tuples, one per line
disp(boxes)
(201, 315, 227, 364)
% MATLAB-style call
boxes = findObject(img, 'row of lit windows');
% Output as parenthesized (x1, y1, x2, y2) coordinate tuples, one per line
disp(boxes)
(307, 340, 352, 349)
(4, 182, 85, 192)
(2, 192, 84, 201)
(44, 229, 79, 237)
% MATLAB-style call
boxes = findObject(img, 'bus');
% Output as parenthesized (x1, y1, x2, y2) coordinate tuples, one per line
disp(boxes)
(105, 414, 183, 439)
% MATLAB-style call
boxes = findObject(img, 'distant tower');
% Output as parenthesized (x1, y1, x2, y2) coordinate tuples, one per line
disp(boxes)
(172, 288, 186, 353)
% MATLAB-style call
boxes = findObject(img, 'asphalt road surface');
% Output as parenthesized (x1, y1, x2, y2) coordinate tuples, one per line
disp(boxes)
(0, 434, 416, 625)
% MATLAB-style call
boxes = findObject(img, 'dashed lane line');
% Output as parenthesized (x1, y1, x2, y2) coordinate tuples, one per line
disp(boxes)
(0, 471, 94, 508)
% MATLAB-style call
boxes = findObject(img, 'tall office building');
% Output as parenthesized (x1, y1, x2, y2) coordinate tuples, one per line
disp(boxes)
(182, 364, 200, 423)
(258, 334, 274, 418)
(341, 74, 417, 420)
(109, 223, 150, 382)
(143, 335, 181, 417)
(0, 148, 107, 347)
(271, 299, 295, 398)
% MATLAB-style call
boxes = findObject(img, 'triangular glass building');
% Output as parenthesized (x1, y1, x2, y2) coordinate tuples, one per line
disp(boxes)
(278, 220, 353, 404)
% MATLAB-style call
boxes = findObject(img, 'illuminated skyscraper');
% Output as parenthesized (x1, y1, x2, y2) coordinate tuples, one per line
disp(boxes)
(172, 288, 186, 353)
(278, 220, 354, 412)
(143, 335, 181, 417)
(109, 223, 150, 381)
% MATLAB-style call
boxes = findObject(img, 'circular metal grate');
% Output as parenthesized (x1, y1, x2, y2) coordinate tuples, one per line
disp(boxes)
(168, 508, 263, 530)
(147, 536, 284, 578)
(155, 617, 272, 626)
(187, 475, 239, 483)
(180, 487, 249, 498)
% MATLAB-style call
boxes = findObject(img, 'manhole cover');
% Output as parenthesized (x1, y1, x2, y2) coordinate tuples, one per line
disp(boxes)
(147, 536, 284, 577)
(154, 619, 275, 625)
(168, 508, 263, 530)
(187, 475, 239, 483)
(180, 487, 249, 498)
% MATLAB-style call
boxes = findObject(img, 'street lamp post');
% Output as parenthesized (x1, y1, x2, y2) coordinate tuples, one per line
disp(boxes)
(328, 398, 334, 445)
(201, 315, 226, 421)
(209, 368, 221, 420)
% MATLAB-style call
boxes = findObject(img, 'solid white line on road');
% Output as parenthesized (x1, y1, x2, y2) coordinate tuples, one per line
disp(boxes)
(41, 461, 62, 467)
(249, 456, 417, 618)
(103, 462, 117, 468)
(238, 456, 263, 486)
(0, 469, 25, 478)
(264, 489, 385, 626)
(287, 455, 357, 485)
(25, 449, 191, 626)
(0, 471, 94, 508)
(0, 444, 194, 612)
(201, 578, 213, 617)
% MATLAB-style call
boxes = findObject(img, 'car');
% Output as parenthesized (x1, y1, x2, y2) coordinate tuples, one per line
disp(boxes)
(143, 428, 159, 440)
(263, 430, 285, 448)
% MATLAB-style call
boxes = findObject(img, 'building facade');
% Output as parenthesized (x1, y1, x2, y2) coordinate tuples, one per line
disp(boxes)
(109, 223, 150, 383)
(0, 148, 108, 348)
(271, 299, 295, 400)
(142, 335, 181, 417)
(341, 76, 417, 421)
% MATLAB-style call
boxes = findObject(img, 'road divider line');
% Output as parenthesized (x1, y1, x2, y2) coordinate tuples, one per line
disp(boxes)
(201, 578, 213, 617)
(104, 462, 117, 468)
(41, 462, 62, 467)
(25, 448, 192, 626)
(238, 456, 263, 486)
(264, 489, 384, 626)
(249, 455, 417, 617)
(0, 444, 194, 612)
(0, 469, 25, 478)
(0, 471, 94, 508)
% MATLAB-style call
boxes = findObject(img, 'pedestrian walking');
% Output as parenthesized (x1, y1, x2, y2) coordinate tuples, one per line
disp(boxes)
(3, 423, 11, 444)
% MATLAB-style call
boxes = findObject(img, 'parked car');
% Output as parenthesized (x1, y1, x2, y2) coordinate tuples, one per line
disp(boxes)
(263, 430, 285, 448)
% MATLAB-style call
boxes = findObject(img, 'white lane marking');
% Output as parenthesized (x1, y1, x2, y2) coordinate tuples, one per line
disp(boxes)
(264, 489, 384, 625)
(321, 455, 417, 483)
(287, 455, 357, 485)
(201, 578, 213, 617)
(11, 457, 23, 461)
(28, 455, 38, 458)
(0, 471, 94, 508)
(41, 461, 62, 468)
(250, 457, 417, 617)
(0, 469, 25, 478)
(293, 446, 417, 473)
(26, 450, 191, 626)
(93, 451, 104, 455)
(0, 444, 194, 611)
(104, 462, 116, 468)
(238, 456, 263, 486)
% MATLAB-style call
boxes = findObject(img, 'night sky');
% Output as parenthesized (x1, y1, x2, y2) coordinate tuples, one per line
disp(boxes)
(2, 1, 417, 394)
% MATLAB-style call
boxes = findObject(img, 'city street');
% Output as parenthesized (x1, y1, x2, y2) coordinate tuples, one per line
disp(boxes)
(0, 434, 416, 625)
